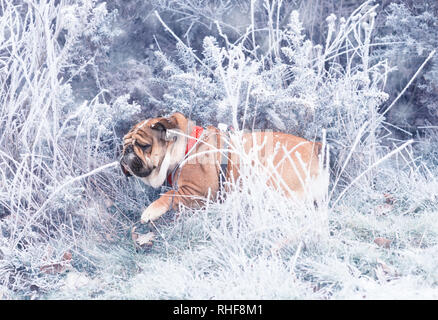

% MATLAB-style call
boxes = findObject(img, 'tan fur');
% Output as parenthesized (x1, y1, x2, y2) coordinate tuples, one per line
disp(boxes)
(121, 113, 322, 226)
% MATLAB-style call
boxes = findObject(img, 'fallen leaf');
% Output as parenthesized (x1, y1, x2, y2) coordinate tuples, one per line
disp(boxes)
(104, 198, 114, 208)
(135, 232, 155, 247)
(62, 251, 72, 262)
(30, 284, 40, 292)
(105, 233, 116, 241)
(131, 226, 139, 242)
(383, 193, 395, 205)
(377, 260, 392, 274)
(375, 204, 393, 216)
(40, 264, 64, 275)
(374, 237, 392, 249)
(376, 259, 399, 281)
(40, 251, 72, 275)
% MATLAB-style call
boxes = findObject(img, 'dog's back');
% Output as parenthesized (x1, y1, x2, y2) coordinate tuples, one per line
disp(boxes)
(222, 131, 323, 200)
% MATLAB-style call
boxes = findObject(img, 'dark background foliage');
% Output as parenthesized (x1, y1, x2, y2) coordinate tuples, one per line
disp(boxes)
(64, 0, 437, 136)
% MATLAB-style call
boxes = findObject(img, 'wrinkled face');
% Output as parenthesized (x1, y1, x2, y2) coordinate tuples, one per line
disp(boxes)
(120, 119, 169, 178)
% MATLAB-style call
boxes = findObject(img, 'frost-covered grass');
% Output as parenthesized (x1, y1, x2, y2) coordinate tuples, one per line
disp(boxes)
(45, 158, 438, 300)
(1, 0, 438, 300)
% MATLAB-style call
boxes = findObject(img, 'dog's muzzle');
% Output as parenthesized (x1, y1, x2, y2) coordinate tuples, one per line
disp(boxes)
(120, 147, 153, 178)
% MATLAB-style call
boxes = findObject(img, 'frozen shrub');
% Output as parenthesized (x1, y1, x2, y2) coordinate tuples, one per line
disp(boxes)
(150, 3, 392, 184)
(377, 1, 438, 128)
(55, 1, 119, 104)
(80, 94, 141, 141)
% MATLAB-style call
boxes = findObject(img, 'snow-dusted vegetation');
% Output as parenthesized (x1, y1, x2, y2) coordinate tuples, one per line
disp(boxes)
(1, 0, 437, 299)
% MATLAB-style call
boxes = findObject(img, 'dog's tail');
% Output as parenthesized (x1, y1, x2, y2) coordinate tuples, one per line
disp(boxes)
(307, 140, 331, 205)
(313, 141, 323, 157)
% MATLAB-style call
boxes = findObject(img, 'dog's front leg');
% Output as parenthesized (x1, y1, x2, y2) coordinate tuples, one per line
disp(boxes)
(140, 189, 184, 224)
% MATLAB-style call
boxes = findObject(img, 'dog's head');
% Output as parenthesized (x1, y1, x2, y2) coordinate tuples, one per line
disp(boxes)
(120, 113, 187, 187)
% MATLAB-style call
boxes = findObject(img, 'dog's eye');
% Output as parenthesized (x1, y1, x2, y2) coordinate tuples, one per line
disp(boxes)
(137, 143, 151, 150)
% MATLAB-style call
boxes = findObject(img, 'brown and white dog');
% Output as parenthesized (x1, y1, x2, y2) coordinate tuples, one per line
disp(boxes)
(120, 112, 322, 237)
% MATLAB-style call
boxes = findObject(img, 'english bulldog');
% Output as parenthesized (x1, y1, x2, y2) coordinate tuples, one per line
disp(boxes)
(120, 112, 322, 245)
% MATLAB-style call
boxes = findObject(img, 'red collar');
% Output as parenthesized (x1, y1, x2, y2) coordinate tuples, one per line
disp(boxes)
(185, 125, 204, 154)
(167, 126, 204, 187)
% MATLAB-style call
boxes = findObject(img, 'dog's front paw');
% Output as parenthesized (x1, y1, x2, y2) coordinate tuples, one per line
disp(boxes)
(140, 204, 168, 224)
(140, 207, 154, 224)
(140, 210, 151, 225)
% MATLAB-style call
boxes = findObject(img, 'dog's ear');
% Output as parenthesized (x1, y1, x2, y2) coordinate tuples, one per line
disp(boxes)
(151, 115, 179, 141)
(151, 117, 177, 131)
